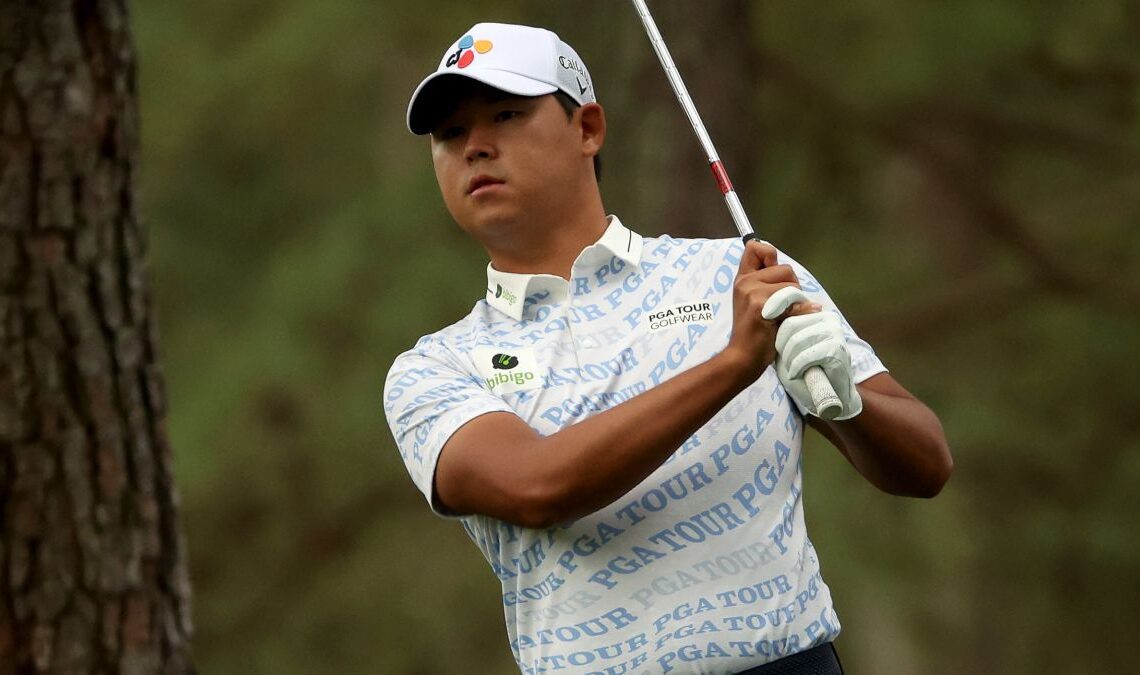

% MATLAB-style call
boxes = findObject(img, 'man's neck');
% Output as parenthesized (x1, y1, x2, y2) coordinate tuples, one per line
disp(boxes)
(486, 207, 609, 280)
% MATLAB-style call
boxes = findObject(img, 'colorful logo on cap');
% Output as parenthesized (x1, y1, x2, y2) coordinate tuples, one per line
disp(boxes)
(446, 35, 493, 69)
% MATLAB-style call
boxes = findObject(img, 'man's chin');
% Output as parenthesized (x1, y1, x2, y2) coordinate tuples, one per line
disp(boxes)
(458, 209, 525, 241)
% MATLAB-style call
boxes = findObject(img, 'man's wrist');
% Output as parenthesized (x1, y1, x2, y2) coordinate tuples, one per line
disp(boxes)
(711, 346, 767, 393)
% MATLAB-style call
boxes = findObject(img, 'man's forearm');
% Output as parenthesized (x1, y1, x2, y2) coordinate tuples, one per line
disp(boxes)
(434, 242, 819, 526)
(809, 373, 953, 497)
(524, 349, 759, 526)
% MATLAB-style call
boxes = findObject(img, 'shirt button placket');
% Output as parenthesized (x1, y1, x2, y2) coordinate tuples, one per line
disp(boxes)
(564, 273, 584, 369)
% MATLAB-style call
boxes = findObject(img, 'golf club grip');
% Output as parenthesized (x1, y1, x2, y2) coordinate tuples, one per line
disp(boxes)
(633, 0, 840, 419)
(805, 366, 842, 419)
(741, 234, 841, 418)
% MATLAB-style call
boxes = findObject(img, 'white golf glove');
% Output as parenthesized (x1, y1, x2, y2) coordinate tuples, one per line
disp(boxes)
(761, 287, 863, 420)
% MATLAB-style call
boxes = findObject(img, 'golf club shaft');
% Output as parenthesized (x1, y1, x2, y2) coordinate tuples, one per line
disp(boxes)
(630, 0, 842, 419)
(629, 0, 752, 240)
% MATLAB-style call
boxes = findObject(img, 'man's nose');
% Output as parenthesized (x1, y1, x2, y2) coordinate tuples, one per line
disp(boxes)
(464, 123, 498, 163)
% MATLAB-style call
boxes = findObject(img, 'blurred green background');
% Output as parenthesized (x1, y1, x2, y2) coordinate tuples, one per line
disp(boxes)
(132, 1, 1140, 673)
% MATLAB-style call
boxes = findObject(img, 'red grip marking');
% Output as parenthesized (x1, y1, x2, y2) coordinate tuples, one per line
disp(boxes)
(710, 161, 733, 194)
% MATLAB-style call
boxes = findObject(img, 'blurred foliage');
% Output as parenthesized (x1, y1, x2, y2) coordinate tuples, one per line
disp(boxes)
(132, 0, 1140, 673)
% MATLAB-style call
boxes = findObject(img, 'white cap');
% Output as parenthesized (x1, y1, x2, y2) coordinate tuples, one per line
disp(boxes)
(406, 22, 596, 135)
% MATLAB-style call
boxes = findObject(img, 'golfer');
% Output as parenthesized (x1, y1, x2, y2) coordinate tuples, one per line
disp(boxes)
(384, 22, 952, 675)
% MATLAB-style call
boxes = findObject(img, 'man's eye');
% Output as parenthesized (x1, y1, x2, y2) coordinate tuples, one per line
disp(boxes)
(494, 110, 520, 123)
(438, 126, 464, 140)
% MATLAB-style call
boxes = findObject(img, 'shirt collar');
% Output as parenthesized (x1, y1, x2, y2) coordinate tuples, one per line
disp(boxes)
(485, 215, 644, 321)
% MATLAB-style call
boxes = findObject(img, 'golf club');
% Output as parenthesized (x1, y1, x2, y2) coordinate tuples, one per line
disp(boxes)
(630, 0, 843, 419)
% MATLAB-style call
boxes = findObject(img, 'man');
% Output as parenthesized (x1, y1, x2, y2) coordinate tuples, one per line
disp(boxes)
(384, 22, 952, 675)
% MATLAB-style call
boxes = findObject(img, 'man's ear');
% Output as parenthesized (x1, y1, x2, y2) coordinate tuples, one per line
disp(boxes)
(578, 102, 606, 158)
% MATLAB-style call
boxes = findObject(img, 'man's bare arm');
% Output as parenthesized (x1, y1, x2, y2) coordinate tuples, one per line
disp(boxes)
(808, 372, 953, 497)
(435, 241, 804, 528)
(437, 348, 762, 528)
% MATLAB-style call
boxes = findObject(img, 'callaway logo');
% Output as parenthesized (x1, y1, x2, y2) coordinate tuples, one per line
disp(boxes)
(559, 55, 590, 95)
(446, 34, 493, 69)
(485, 353, 534, 390)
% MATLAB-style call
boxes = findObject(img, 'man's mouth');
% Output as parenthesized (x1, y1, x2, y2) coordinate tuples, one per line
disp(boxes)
(467, 175, 505, 195)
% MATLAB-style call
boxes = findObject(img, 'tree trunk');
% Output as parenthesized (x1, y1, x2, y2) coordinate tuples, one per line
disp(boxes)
(657, 0, 761, 239)
(0, 0, 194, 672)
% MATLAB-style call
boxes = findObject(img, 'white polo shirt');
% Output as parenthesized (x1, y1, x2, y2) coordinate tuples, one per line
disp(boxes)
(383, 216, 885, 674)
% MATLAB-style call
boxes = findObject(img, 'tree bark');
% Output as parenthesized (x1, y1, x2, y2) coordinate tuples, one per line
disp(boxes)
(0, 0, 194, 672)
(656, 0, 761, 239)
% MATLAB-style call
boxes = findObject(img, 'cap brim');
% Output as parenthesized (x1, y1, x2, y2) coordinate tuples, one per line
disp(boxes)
(406, 70, 558, 135)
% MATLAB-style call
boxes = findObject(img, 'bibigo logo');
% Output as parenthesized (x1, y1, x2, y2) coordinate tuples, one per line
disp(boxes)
(491, 353, 519, 370)
(485, 353, 534, 390)
(494, 283, 518, 306)
(446, 34, 493, 69)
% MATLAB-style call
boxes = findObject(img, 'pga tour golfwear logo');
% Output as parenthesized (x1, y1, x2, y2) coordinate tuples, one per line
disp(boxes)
(446, 34, 493, 69)
(647, 302, 715, 332)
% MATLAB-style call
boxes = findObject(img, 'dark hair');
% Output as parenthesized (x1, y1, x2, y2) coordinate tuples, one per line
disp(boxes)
(553, 90, 602, 182)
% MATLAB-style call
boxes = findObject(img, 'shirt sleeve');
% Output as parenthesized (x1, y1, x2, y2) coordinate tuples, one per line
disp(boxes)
(383, 342, 515, 518)
(773, 247, 888, 386)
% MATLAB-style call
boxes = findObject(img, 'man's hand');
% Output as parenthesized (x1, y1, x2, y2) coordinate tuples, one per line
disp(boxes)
(722, 240, 821, 383)
(762, 287, 863, 420)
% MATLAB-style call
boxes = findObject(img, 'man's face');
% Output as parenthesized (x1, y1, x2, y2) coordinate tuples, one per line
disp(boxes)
(429, 83, 587, 241)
